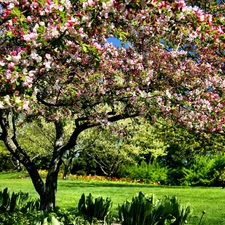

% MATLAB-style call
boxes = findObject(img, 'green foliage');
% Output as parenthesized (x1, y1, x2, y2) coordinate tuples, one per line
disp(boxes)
(118, 192, 191, 225)
(181, 154, 225, 186)
(78, 193, 112, 223)
(73, 118, 168, 177)
(0, 188, 44, 225)
(118, 192, 154, 225)
(121, 161, 168, 184)
(155, 120, 225, 168)
(0, 211, 65, 225)
(0, 187, 40, 213)
(128, 119, 168, 162)
(34, 214, 63, 225)
(182, 156, 214, 186)
(0, 142, 14, 171)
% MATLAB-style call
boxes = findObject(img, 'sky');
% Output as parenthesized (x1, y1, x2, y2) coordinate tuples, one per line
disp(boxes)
(107, 37, 130, 48)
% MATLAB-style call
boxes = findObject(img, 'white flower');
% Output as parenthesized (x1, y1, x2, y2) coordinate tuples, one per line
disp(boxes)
(8, 3, 15, 9)
(45, 54, 52, 60)
(23, 32, 38, 41)
(6, 55, 12, 61)
(44, 60, 51, 69)
(15, 96, 21, 103)
(4, 95, 10, 103)
(0, 101, 4, 109)
(0, 60, 5, 66)
(39, 22, 45, 26)
(23, 101, 30, 110)
(30, 51, 42, 63)
(50, 27, 59, 38)
(165, 89, 172, 99)
(12, 54, 21, 63)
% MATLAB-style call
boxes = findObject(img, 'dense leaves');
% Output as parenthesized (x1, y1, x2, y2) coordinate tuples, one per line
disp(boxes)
(0, 0, 225, 130)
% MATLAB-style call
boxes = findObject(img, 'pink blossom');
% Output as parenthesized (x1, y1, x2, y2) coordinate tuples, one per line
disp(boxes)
(23, 32, 38, 41)
(8, 62, 15, 70)
(176, 0, 186, 8)
(27, 16, 32, 23)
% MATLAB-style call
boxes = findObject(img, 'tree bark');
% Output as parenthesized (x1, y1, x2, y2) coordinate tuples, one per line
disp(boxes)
(40, 169, 59, 211)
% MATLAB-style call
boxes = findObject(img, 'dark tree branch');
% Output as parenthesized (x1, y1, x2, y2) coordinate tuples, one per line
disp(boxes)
(0, 109, 45, 197)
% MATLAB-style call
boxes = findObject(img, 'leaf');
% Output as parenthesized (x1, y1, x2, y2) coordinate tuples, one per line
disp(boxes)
(81, 44, 88, 53)
(53, 0, 59, 4)
(10, 7, 21, 17)
(42, 217, 49, 225)
(51, 216, 62, 225)
(38, 0, 46, 7)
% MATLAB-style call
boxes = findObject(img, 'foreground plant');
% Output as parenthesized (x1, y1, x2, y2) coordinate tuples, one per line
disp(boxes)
(78, 193, 112, 224)
(119, 192, 191, 225)
(198, 210, 206, 225)
(0, 187, 40, 213)
(0, 0, 225, 212)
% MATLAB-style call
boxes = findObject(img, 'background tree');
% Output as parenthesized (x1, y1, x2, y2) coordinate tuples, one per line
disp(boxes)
(73, 118, 164, 177)
(153, 120, 225, 184)
(0, 141, 15, 171)
(17, 118, 55, 170)
(0, 0, 225, 211)
(77, 124, 139, 177)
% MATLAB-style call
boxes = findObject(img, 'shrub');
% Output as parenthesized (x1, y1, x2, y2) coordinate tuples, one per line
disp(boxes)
(121, 161, 168, 184)
(181, 154, 225, 186)
(167, 168, 184, 185)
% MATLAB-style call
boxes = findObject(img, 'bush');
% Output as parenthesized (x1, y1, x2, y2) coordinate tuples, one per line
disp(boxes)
(181, 154, 225, 186)
(167, 168, 184, 185)
(121, 161, 168, 184)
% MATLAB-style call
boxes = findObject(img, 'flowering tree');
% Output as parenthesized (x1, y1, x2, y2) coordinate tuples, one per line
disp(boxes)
(0, 0, 225, 211)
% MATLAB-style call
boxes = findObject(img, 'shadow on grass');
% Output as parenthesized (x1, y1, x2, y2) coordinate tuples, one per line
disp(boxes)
(59, 180, 152, 188)
(58, 180, 195, 189)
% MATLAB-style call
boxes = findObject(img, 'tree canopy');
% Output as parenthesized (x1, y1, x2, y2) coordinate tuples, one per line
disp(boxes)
(0, 0, 225, 131)
(0, 0, 225, 211)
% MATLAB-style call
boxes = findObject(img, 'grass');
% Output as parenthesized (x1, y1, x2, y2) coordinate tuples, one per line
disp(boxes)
(1, 172, 225, 225)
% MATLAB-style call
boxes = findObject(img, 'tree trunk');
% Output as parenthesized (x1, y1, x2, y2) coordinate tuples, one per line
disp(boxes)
(39, 170, 58, 211)
(62, 156, 74, 179)
(63, 163, 69, 180)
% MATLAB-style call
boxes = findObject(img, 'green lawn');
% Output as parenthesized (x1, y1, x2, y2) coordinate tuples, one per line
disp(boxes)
(1, 172, 225, 225)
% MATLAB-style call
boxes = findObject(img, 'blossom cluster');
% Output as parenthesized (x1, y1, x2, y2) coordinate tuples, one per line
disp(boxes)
(0, 0, 225, 132)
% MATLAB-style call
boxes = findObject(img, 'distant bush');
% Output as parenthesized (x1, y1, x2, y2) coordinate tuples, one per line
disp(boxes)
(181, 154, 225, 186)
(120, 161, 169, 184)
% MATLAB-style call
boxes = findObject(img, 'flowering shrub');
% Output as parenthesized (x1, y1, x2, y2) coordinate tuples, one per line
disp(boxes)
(8, 170, 162, 185)
(61, 174, 161, 185)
